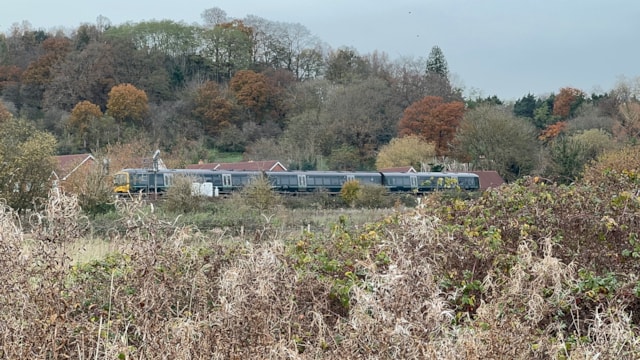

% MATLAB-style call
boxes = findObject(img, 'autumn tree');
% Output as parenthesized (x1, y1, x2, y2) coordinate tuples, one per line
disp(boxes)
(230, 70, 270, 122)
(43, 41, 116, 112)
(68, 101, 103, 149)
(20, 37, 72, 114)
(552, 87, 586, 119)
(106, 83, 149, 125)
(538, 121, 568, 142)
(0, 118, 57, 211)
(453, 104, 539, 182)
(192, 81, 234, 136)
(398, 96, 465, 156)
(375, 135, 436, 170)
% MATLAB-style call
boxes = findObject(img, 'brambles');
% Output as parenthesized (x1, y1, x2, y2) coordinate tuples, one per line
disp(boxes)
(3, 147, 640, 358)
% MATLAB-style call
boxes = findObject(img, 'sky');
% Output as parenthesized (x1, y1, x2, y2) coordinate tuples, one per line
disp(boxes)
(2, 0, 639, 100)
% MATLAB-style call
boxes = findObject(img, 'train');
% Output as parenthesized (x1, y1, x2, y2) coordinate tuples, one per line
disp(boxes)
(113, 168, 480, 196)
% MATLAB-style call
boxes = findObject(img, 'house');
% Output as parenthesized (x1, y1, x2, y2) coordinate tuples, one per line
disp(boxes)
(379, 166, 417, 173)
(53, 154, 96, 182)
(187, 160, 288, 172)
(470, 170, 505, 190)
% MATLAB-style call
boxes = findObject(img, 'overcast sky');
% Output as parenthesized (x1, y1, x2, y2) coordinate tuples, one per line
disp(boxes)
(2, 1, 639, 100)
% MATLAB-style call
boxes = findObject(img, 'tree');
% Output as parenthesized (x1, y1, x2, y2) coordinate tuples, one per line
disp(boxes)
(398, 96, 465, 156)
(453, 104, 539, 182)
(230, 70, 270, 123)
(68, 101, 103, 149)
(201, 20, 253, 82)
(201, 7, 229, 28)
(106, 83, 149, 125)
(552, 87, 585, 119)
(324, 78, 401, 167)
(0, 118, 57, 211)
(375, 135, 436, 170)
(614, 101, 640, 140)
(43, 41, 116, 112)
(513, 93, 537, 119)
(192, 81, 234, 136)
(325, 48, 370, 84)
(426, 45, 448, 78)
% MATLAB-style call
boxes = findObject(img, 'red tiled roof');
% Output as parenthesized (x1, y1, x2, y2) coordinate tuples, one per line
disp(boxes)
(187, 160, 287, 172)
(470, 171, 505, 190)
(379, 166, 416, 173)
(54, 154, 95, 180)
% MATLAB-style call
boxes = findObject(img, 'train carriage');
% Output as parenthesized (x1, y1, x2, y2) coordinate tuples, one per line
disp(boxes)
(114, 168, 481, 196)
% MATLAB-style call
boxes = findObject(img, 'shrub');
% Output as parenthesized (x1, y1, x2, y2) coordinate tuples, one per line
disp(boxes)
(340, 180, 361, 207)
(161, 175, 204, 213)
(353, 184, 392, 208)
(239, 174, 280, 212)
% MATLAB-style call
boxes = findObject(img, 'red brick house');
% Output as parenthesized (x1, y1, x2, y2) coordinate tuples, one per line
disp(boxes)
(53, 154, 96, 182)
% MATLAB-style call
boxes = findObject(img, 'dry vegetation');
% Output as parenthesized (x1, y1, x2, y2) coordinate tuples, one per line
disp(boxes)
(2, 148, 640, 359)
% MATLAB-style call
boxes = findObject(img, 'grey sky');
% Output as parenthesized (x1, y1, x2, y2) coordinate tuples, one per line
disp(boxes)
(2, 1, 639, 100)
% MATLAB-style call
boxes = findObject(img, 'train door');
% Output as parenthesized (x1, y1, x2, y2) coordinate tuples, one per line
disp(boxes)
(222, 173, 232, 191)
(297, 174, 307, 191)
(410, 175, 418, 190)
(346, 175, 355, 182)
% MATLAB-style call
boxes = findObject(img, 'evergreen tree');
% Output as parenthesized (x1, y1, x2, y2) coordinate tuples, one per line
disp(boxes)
(426, 45, 449, 78)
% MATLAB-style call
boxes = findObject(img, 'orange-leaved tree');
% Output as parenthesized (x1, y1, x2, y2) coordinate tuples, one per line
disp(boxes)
(552, 87, 585, 119)
(398, 96, 465, 156)
(192, 81, 234, 136)
(69, 101, 103, 148)
(539, 121, 567, 142)
(230, 70, 270, 122)
(106, 83, 149, 125)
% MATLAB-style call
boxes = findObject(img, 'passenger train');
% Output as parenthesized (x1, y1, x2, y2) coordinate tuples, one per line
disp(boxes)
(113, 168, 480, 196)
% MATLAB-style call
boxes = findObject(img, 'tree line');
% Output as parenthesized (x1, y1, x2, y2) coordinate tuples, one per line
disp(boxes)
(1, 6, 640, 210)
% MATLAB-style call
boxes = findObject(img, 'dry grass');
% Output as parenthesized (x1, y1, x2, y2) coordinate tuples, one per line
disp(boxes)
(1, 183, 639, 359)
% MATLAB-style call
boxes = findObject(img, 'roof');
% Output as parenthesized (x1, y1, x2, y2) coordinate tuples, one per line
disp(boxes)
(470, 171, 505, 190)
(379, 166, 416, 173)
(187, 160, 287, 172)
(54, 154, 95, 180)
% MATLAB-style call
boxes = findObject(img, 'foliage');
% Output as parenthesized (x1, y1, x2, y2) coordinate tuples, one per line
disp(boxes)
(425, 45, 449, 78)
(68, 100, 103, 149)
(552, 87, 586, 119)
(513, 93, 537, 119)
(538, 121, 567, 142)
(453, 104, 540, 181)
(239, 174, 281, 213)
(398, 96, 465, 155)
(191, 80, 233, 136)
(229, 70, 270, 122)
(106, 83, 149, 124)
(0, 118, 57, 211)
(375, 135, 436, 170)
(353, 184, 393, 208)
(614, 100, 640, 140)
(62, 156, 115, 215)
(340, 180, 361, 207)
(161, 174, 206, 213)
